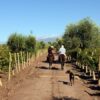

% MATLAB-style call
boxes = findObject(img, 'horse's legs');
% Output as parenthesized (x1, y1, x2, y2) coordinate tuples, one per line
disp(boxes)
(61, 62, 64, 70)
(49, 62, 52, 69)
(49, 63, 51, 69)
(60, 54, 65, 70)
(70, 77, 74, 86)
(61, 62, 63, 70)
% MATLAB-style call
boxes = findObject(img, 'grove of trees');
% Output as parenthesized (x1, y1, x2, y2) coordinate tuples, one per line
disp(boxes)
(0, 33, 46, 72)
(53, 17, 100, 84)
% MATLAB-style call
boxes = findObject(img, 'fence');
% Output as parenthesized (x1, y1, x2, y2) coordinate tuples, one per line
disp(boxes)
(0, 49, 47, 87)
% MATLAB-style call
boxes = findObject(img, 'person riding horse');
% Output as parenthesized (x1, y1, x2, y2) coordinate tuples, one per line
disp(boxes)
(47, 46, 54, 61)
(58, 45, 66, 70)
(47, 46, 54, 69)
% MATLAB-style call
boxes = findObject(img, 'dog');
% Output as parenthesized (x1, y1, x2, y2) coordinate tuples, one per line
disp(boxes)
(66, 70, 74, 86)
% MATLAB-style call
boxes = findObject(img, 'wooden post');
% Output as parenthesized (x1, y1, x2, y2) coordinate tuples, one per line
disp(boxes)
(79, 63, 82, 68)
(29, 52, 31, 66)
(26, 52, 28, 66)
(0, 77, 2, 86)
(93, 71, 96, 80)
(8, 52, 12, 81)
(82, 65, 84, 70)
(23, 52, 26, 68)
(98, 56, 100, 86)
(29, 53, 32, 65)
(77, 62, 79, 67)
(14, 53, 18, 73)
(17, 53, 20, 72)
(28, 52, 29, 66)
(69, 55, 71, 61)
(76, 61, 78, 66)
(20, 51, 24, 69)
(85, 65, 88, 73)
(89, 69, 92, 76)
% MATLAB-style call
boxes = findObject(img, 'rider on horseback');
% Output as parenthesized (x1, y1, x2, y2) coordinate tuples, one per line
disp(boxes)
(59, 45, 66, 61)
(47, 46, 54, 62)
(58, 45, 66, 70)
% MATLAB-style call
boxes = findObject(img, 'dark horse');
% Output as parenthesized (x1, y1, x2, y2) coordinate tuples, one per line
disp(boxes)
(47, 46, 54, 69)
(59, 54, 65, 70)
(47, 54, 54, 69)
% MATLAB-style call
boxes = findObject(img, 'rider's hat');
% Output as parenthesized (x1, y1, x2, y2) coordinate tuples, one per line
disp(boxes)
(51, 46, 54, 48)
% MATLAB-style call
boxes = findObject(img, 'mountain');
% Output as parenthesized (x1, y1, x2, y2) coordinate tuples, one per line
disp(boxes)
(37, 37, 58, 43)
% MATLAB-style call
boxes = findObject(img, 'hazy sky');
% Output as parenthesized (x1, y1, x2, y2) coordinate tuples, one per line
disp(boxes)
(0, 0, 100, 43)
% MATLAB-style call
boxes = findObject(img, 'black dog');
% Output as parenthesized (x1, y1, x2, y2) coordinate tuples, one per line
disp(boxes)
(66, 70, 74, 86)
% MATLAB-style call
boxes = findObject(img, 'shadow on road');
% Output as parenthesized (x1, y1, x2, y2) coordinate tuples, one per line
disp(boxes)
(42, 60, 61, 64)
(88, 85, 100, 91)
(36, 66, 60, 70)
(36, 66, 49, 70)
(51, 67, 60, 70)
(87, 80, 98, 85)
(84, 90, 100, 96)
(58, 80, 69, 85)
(52, 96, 79, 100)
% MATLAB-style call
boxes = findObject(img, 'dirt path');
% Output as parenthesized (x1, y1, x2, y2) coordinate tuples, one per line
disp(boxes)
(1, 55, 100, 100)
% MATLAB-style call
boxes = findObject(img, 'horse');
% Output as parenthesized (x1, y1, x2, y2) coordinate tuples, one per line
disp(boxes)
(59, 54, 65, 70)
(47, 53, 54, 69)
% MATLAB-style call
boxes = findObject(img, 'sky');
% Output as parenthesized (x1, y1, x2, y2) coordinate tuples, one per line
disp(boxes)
(0, 0, 100, 43)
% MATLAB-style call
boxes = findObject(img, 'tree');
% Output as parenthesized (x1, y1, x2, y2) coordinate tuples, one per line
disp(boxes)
(0, 44, 9, 71)
(63, 17, 100, 50)
(7, 33, 36, 52)
(25, 35, 36, 52)
(7, 33, 26, 52)
(39, 41, 46, 49)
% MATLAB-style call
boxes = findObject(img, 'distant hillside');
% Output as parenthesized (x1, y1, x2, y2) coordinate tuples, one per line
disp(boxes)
(37, 37, 58, 43)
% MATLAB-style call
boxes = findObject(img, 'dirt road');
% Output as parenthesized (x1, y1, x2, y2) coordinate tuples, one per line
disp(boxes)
(1, 55, 100, 100)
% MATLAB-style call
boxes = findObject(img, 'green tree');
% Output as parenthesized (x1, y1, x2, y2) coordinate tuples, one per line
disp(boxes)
(25, 35, 36, 52)
(63, 17, 100, 59)
(39, 41, 46, 49)
(0, 44, 9, 71)
(7, 33, 26, 52)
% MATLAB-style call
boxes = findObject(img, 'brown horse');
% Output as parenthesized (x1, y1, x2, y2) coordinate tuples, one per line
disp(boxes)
(59, 54, 65, 70)
(47, 53, 54, 69)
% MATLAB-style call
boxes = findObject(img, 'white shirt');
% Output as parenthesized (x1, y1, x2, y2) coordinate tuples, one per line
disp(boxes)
(59, 47, 66, 55)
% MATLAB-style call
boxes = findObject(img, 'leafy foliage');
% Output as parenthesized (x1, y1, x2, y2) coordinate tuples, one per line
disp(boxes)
(0, 45, 9, 71)
(7, 33, 36, 52)
(63, 17, 100, 50)
(25, 35, 36, 52)
(7, 33, 26, 52)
